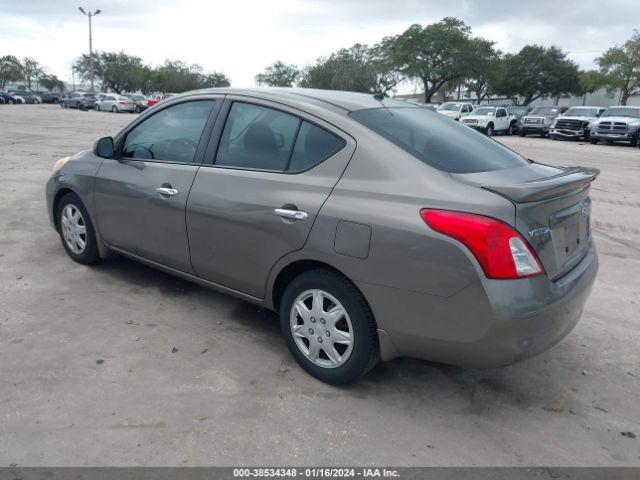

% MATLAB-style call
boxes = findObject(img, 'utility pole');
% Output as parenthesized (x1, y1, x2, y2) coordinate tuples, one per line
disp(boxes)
(78, 7, 101, 92)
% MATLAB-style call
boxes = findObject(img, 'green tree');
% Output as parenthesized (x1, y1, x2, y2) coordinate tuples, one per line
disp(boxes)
(299, 44, 400, 95)
(153, 60, 229, 92)
(255, 61, 300, 87)
(22, 57, 43, 90)
(0, 55, 23, 88)
(464, 38, 502, 104)
(39, 74, 66, 92)
(578, 70, 607, 105)
(596, 30, 640, 105)
(380, 17, 472, 102)
(498, 45, 581, 105)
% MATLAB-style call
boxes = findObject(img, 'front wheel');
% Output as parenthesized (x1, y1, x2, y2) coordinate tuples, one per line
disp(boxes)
(56, 193, 100, 265)
(8, 99, 14, 105)
(519, 130, 526, 137)
(630, 137, 639, 147)
(507, 123, 515, 136)
(590, 138, 598, 145)
(95, 104, 100, 111)
(33, 99, 40, 104)
(135, 105, 142, 113)
(485, 124, 494, 136)
(280, 269, 379, 385)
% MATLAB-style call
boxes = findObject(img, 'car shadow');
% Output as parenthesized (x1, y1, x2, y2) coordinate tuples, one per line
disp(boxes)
(91, 255, 579, 412)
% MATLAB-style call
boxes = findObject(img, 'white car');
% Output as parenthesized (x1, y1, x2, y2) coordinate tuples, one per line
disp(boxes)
(94, 94, 136, 113)
(589, 106, 640, 147)
(461, 106, 518, 136)
(436, 102, 474, 121)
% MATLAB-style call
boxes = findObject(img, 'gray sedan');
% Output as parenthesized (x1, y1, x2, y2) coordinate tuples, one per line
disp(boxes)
(46, 88, 598, 384)
(94, 94, 136, 113)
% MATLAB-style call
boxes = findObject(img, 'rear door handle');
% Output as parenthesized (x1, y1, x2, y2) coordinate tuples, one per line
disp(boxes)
(274, 208, 308, 221)
(156, 186, 179, 196)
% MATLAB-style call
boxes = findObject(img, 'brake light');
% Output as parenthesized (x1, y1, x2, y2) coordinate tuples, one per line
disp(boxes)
(420, 209, 543, 279)
(118, 101, 126, 104)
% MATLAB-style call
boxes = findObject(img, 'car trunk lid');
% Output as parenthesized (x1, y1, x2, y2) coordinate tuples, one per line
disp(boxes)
(453, 163, 599, 280)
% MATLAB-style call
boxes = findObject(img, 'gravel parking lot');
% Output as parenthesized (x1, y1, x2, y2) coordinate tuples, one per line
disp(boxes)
(1, 104, 639, 466)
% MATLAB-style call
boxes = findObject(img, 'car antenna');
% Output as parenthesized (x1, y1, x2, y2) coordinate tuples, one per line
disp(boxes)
(373, 92, 393, 115)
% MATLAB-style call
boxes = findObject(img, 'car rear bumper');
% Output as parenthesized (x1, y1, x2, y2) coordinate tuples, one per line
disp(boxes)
(359, 242, 597, 367)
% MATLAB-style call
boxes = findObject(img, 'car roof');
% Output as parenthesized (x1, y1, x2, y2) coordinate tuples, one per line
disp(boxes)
(180, 87, 416, 114)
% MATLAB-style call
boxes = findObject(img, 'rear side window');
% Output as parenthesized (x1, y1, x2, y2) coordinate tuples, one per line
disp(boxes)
(216, 102, 345, 173)
(289, 121, 345, 172)
(350, 107, 530, 173)
(121, 100, 215, 163)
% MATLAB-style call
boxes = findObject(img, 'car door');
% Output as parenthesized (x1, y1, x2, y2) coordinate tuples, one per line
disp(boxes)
(186, 98, 355, 298)
(94, 98, 220, 273)
(495, 108, 509, 130)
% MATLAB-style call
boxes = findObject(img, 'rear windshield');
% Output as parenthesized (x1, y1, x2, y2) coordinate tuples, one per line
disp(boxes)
(564, 107, 599, 116)
(350, 107, 530, 173)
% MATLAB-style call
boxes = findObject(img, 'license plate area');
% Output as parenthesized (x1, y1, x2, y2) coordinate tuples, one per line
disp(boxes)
(549, 199, 590, 271)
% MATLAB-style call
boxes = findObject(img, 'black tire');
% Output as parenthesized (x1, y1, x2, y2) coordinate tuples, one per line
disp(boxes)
(53, 98, 59, 104)
(590, 138, 598, 145)
(95, 104, 100, 112)
(485, 123, 494, 136)
(519, 130, 526, 137)
(630, 137, 638, 147)
(280, 269, 380, 385)
(33, 99, 40, 104)
(112, 105, 118, 113)
(135, 105, 142, 113)
(56, 193, 100, 265)
(507, 122, 515, 136)
(540, 132, 548, 138)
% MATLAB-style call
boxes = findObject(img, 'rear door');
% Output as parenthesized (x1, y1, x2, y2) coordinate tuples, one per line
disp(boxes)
(94, 98, 220, 272)
(186, 98, 355, 298)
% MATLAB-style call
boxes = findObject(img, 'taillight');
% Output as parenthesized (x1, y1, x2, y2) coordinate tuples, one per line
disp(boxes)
(118, 101, 126, 104)
(420, 209, 543, 279)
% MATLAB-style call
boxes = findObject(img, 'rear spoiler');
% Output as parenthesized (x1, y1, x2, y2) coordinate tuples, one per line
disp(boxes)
(482, 166, 600, 203)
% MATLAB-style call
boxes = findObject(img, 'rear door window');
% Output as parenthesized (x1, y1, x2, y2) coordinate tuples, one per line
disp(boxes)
(288, 121, 345, 172)
(350, 107, 530, 173)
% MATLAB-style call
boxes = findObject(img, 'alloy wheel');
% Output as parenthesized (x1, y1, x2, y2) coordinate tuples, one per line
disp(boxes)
(60, 204, 87, 255)
(290, 289, 354, 368)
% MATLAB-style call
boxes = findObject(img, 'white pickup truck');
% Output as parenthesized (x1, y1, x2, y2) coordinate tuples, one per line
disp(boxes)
(461, 106, 518, 136)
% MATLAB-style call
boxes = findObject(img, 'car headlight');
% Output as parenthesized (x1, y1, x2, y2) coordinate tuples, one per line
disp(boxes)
(52, 156, 69, 174)
(628, 122, 640, 131)
(551, 120, 557, 128)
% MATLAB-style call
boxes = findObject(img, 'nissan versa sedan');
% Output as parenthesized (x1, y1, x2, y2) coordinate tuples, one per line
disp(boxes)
(46, 88, 598, 384)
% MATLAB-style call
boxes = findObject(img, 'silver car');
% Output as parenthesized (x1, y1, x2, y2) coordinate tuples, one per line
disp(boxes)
(46, 88, 598, 384)
(94, 94, 136, 113)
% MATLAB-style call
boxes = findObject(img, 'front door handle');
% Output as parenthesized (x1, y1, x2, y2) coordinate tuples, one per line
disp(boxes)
(156, 186, 179, 196)
(274, 208, 308, 221)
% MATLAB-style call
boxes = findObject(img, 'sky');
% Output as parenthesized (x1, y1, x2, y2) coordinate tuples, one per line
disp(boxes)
(0, 0, 637, 93)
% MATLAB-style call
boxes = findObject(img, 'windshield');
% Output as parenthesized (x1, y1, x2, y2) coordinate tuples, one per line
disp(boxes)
(350, 107, 530, 174)
(530, 106, 560, 115)
(131, 95, 146, 100)
(473, 107, 495, 116)
(564, 107, 598, 117)
(601, 107, 640, 118)
(437, 102, 462, 111)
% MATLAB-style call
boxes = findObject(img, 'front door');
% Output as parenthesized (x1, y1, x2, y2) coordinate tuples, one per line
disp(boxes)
(94, 99, 218, 273)
(186, 99, 355, 298)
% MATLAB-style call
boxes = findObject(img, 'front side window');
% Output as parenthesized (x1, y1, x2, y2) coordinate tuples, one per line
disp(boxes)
(350, 107, 530, 174)
(121, 100, 215, 163)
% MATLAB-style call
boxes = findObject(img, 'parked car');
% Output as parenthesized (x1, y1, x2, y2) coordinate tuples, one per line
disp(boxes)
(461, 106, 518, 136)
(519, 106, 568, 137)
(436, 101, 474, 121)
(32, 90, 61, 104)
(8, 90, 42, 104)
(11, 94, 25, 104)
(0, 92, 20, 104)
(94, 94, 136, 113)
(589, 106, 640, 147)
(123, 93, 149, 113)
(61, 92, 97, 110)
(549, 107, 606, 141)
(46, 89, 598, 384)
(506, 106, 532, 134)
(0, 96, 4, 104)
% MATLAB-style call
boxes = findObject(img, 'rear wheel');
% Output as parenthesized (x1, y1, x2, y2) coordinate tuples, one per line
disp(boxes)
(590, 138, 598, 145)
(280, 269, 379, 385)
(111, 105, 118, 113)
(507, 122, 515, 135)
(95, 104, 100, 111)
(519, 130, 526, 137)
(56, 193, 100, 265)
(135, 105, 142, 113)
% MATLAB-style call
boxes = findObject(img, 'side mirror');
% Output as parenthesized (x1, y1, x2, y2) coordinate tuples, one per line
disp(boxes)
(94, 136, 114, 158)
